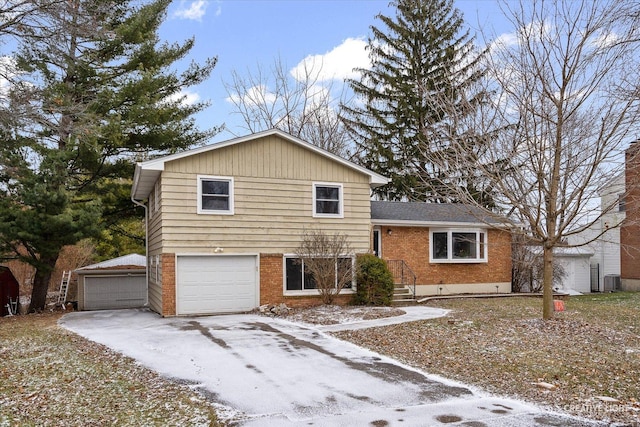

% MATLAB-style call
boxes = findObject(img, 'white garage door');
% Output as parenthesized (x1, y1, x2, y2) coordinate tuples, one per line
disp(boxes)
(176, 255, 258, 315)
(84, 275, 147, 310)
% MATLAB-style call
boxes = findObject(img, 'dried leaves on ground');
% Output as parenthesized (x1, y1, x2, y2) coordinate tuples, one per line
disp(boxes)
(333, 293, 640, 426)
(0, 312, 221, 427)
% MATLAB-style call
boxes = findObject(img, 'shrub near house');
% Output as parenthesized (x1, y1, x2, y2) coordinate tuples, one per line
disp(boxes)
(353, 254, 394, 306)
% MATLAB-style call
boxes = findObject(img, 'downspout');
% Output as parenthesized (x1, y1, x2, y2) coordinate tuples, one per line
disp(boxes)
(600, 216, 605, 292)
(131, 195, 149, 306)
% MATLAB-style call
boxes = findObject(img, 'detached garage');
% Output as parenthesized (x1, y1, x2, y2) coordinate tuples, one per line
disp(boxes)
(176, 255, 259, 315)
(75, 254, 147, 311)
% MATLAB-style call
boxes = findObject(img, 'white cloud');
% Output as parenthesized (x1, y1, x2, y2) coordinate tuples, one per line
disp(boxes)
(225, 85, 277, 108)
(491, 31, 519, 50)
(0, 56, 18, 97)
(174, 1, 208, 22)
(290, 37, 370, 82)
(165, 89, 200, 106)
(590, 30, 619, 49)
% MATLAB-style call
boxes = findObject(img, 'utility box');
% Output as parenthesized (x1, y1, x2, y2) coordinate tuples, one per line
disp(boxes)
(604, 274, 621, 292)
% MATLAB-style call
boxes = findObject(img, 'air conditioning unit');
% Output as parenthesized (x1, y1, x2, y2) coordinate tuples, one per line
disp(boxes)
(604, 274, 621, 292)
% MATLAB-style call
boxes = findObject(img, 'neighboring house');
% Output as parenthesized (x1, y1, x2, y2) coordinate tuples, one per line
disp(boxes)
(621, 142, 640, 291)
(131, 129, 513, 317)
(371, 201, 512, 296)
(569, 171, 625, 292)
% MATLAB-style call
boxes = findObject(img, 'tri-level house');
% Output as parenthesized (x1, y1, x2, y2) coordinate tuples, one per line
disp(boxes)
(131, 129, 512, 316)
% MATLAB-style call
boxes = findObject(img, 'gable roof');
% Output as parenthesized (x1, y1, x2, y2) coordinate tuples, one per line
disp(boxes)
(371, 201, 507, 227)
(75, 254, 146, 272)
(131, 129, 389, 200)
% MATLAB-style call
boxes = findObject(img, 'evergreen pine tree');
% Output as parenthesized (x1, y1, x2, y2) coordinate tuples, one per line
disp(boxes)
(342, 0, 488, 203)
(0, 0, 218, 311)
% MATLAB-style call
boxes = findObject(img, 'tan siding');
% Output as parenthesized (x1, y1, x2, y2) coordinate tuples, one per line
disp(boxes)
(148, 257, 162, 314)
(147, 176, 163, 255)
(158, 135, 372, 254)
(168, 135, 365, 182)
(148, 213, 162, 254)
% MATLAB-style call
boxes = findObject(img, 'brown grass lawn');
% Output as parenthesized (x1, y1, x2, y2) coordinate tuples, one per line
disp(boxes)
(3, 294, 638, 425)
(334, 293, 640, 425)
(0, 312, 222, 427)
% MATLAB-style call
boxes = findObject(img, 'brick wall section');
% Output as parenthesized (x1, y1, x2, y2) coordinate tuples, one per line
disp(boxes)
(260, 254, 284, 304)
(259, 253, 353, 308)
(380, 226, 512, 285)
(161, 253, 176, 316)
(621, 142, 640, 282)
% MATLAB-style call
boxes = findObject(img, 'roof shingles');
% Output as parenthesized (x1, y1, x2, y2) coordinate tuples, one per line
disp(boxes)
(371, 201, 502, 224)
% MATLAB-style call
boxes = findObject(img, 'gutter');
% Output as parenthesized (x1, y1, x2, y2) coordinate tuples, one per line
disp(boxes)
(131, 193, 149, 305)
(370, 219, 510, 228)
(75, 268, 146, 275)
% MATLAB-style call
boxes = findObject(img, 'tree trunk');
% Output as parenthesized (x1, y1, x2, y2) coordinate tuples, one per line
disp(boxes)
(542, 244, 555, 320)
(28, 255, 59, 312)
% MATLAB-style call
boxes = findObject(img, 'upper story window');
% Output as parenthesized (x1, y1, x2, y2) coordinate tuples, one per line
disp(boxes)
(148, 188, 155, 218)
(430, 229, 487, 263)
(197, 175, 234, 215)
(313, 183, 343, 218)
(154, 181, 160, 212)
(149, 181, 160, 219)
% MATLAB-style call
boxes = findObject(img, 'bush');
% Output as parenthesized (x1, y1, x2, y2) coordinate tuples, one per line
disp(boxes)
(353, 254, 394, 306)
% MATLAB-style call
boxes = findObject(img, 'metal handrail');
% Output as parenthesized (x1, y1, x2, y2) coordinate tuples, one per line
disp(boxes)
(385, 259, 417, 298)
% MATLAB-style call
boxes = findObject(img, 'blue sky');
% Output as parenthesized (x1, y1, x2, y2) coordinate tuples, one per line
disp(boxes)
(161, 1, 507, 142)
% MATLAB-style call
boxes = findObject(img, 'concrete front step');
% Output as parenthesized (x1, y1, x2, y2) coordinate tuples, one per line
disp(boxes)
(392, 285, 416, 305)
(392, 298, 417, 306)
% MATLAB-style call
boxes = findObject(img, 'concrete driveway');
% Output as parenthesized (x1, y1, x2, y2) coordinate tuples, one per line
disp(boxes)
(60, 309, 601, 426)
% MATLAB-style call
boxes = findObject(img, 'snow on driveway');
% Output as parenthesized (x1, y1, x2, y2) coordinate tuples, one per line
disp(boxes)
(60, 309, 603, 426)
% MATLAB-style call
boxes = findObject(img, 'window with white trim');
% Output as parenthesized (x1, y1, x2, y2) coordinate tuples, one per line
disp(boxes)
(430, 229, 487, 263)
(313, 183, 343, 217)
(149, 190, 155, 218)
(149, 255, 156, 282)
(149, 181, 160, 218)
(154, 180, 160, 213)
(197, 175, 234, 214)
(284, 256, 354, 292)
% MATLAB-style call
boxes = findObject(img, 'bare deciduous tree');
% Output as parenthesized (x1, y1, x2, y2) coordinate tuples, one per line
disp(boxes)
(224, 57, 352, 157)
(295, 229, 355, 304)
(0, 1, 65, 128)
(511, 235, 566, 293)
(424, 0, 640, 319)
(0, 1, 63, 39)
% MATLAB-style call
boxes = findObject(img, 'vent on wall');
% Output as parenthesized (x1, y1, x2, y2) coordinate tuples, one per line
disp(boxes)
(604, 274, 621, 291)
